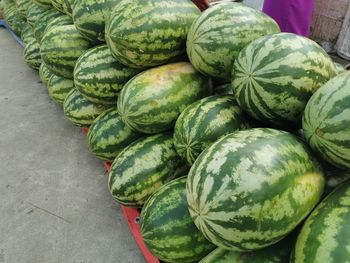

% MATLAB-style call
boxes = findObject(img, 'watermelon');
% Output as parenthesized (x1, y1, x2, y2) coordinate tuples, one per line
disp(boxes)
(303, 72, 350, 169)
(51, 0, 73, 15)
(26, 1, 46, 28)
(108, 133, 188, 207)
(72, 0, 119, 43)
(63, 89, 111, 127)
(118, 62, 212, 134)
(87, 108, 142, 161)
(292, 179, 350, 263)
(187, 2, 280, 82)
(334, 62, 346, 75)
(200, 240, 290, 263)
(186, 128, 325, 251)
(15, 0, 31, 18)
(74, 45, 141, 105)
(10, 14, 26, 37)
(22, 24, 35, 45)
(105, 0, 201, 68)
(39, 62, 54, 86)
(232, 33, 337, 127)
(213, 83, 233, 95)
(47, 74, 75, 106)
(174, 95, 249, 165)
(32, 0, 51, 9)
(140, 177, 215, 263)
(51, 0, 64, 13)
(33, 9, 62, 42)
(45, 15, 72, 33)
(24, 37, 42, 70)
(40, 25, 91, 79)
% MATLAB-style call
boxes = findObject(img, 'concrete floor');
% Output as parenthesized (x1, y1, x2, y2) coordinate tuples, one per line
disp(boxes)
(0, 28, 145, 263)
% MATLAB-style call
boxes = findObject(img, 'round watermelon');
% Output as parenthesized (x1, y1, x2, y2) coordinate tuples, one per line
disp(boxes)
(41, 24, 91, 79)
(74, 45, 141, 105)
(39, 63, 54, 86)
(232, 33, 337, 126)
(32, 0, 51, 9)
(174, 95, 249, 165)
(63, 89, 111, 127)
(108, 133, 188, 207)
(105, 0, 201, 68)
(292, 179, 350, 263)
(187, 2, 280, 82)
(24, 37, 42, 70)
(15, 0, 31, 18)
(44, 15, 73, 33)
(26, 1, 46, 28)
(303, 72, 350, 169)
(33, 9, 62, 42)
(118, 62, 212, 134)
(48, 74, 75, 106)
(140, 177, 215, 263)
(87, 108, 142, 161)
(186, 128, 325, 251)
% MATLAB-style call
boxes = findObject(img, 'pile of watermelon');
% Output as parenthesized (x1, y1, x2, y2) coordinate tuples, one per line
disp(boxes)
(3, 0, 350, 261)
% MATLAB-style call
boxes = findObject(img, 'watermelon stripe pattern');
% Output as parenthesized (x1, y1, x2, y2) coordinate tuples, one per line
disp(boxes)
(105, 0, 201, 68)
(34, 9, 63, 42)
(41, 25, 91, 79)
(187, 2, 280, 81)
(140, 177, 215, 263)
(186, 128, 325, 251)
(303, 72, 350, 169)
(232, 33, 337, 126)
(117, 62, 212, 134)
(32, 0, 51, 9)
(74, 45, 141, 105)
(48, 74, 75, 106)
(174, 95, 250, 165)
(39, 63, 54, 86)
(292, 179, 350, 263)
(45, 15, 73, 34)
(26, 2, 46, 28)
(87, 108, 142, 161)
(108, 133, 188, 207)
(63, 89, 111, 127)
(24, 37, 42, 70)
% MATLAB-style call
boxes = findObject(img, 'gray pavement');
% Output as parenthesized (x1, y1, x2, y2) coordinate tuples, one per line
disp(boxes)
(0, 28, 145, 263)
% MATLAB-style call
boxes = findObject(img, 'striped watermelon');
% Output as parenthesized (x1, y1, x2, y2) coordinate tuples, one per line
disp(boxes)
(74, 45, 141, 105)
(72, 0, 119, 43)
(118, 62, 212, 134)
(33, 9, 62, 42)
(292, 179, 350, 263)
(87, 108, 142, 161)
(51, 0, 64, 13)
(22, 24, 35, 45)
(140, 177, 215, 263)
(186, 128, 325, 251)
(40, 25, 91, 79)
(26, 2, 46, 28)
(108, 133, 188, 207)
(303, 72, 350, 169)
(105, 0, 201, 68)
(233, 33, 337, 126)
(187, 2, 280, 82)
(63, 89, 111, 127)
(51, 0, 73, 15)
(174, 95, 249, 165)
(334, 62, 346, 75)
(10, 13, 26, 37)
(15, 0, 31, 18)
(200, 240, 290, 263)
(39, 63, 54, 86)
(32, 0, 51, 9)
(45, 15, 73, 33)
(24, 37, 42, 70)
(47, 74, 75, 106)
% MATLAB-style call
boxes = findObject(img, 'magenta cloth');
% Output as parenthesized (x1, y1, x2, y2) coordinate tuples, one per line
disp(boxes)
(263, 0, 314, 37)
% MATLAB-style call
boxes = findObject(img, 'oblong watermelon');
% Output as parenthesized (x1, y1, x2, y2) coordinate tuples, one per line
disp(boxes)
(87, 108, 142, 161)
(108, 133, 188, 207)
(26, 1, 46, 28)
(74, 45, 141, 105)
(174, 95, 249, 165)
(118, 62, 212, 134)
(24, 38, 42, 70)
(33, 9, 62, 42)
(186, 128, 325, 251)
(187, 2, 280, 82)
(292, 179, 350, 263)
(72, 0, 119, 43)
(63, 89, 111, 127)
(45, 15, 73, 33)
(140, 177, 215, 263)
(48, 74, 75, 106)
(40, 24, 91, 79)
(303, 72, 350, 169)
(105, 0, 201, 68)
(39, 63, 54, 86)
(232, 33, 337, 126)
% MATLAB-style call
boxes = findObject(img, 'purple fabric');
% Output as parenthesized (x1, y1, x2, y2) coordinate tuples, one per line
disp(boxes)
(263, 0, 314, 37)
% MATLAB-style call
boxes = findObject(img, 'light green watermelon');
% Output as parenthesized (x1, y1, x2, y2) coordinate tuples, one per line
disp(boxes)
(47, 74, 75, 105)
(117, 62, 212, 134)
(186, 128, 325, 251)
(140, 177, 215, 263)
(108, 133, 188, 207)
